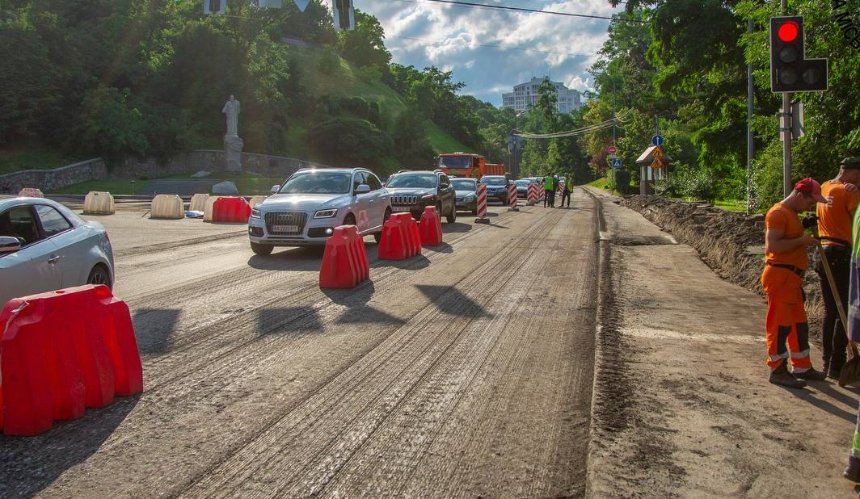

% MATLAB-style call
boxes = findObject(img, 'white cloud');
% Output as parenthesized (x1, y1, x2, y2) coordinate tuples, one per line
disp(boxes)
(355, 0, 622, 106)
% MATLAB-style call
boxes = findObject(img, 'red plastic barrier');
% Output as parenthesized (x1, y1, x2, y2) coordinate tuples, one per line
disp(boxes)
(0, 285, 143, 436)
(379, 213, 422, 260)
(319, 225, 370, 288)
(211, 196, 252, 223)
(419, 206, 443, 246)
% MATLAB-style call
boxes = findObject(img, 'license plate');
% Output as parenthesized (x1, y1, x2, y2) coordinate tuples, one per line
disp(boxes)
(392, 206, 412, 212)
(272, 224, 299, 233)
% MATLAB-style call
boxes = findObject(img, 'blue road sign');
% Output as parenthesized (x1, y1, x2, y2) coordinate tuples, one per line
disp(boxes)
(612, 158, 622, 169)
(651, 135, 664, 146)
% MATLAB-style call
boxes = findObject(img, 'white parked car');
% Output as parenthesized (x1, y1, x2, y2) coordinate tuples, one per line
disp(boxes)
(0, 197, 114, 306)
(247, 168, 391, 255)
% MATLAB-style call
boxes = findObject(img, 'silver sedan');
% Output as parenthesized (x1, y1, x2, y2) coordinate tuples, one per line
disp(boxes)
(0, 197, 115, 306)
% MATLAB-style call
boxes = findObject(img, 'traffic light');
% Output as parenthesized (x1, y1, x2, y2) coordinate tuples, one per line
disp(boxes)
(333, 0, 355, 32)
(769, 16, 828, 92)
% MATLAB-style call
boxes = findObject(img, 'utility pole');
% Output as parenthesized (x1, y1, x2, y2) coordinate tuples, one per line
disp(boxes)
(780, 0, 792, 197)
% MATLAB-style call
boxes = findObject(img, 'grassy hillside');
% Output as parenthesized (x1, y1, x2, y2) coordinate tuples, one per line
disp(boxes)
(425, 122, 472, 155)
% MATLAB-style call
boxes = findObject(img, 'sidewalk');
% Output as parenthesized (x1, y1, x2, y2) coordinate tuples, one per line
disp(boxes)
(586, 187, 858, 497)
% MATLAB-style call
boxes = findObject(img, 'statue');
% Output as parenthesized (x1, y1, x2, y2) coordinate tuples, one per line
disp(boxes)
(222, 94, 240, 137)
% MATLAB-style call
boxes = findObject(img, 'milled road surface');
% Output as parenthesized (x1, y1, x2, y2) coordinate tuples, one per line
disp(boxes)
(0, 193, 599, 497)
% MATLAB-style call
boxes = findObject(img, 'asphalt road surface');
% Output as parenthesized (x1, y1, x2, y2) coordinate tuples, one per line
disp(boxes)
(0, 192, 600, 497)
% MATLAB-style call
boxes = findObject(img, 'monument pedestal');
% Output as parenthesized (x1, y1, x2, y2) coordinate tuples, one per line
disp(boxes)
(224, 134, 244, 172)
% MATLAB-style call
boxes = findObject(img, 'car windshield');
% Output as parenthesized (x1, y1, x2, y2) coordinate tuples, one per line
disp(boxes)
(437, 155, 472, 168)
(451, 179, 476, 190)
(481, 177, 506, 185)
(387, 174, 437, 189)
(279, 172, 351, 194)
(515, 180, 529, 186)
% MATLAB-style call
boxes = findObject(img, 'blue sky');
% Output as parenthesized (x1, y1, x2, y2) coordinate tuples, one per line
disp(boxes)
(353, 0, 626, 106)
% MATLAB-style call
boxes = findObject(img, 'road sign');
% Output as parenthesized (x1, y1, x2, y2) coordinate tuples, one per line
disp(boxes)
(294, 0, 310, 11)
(607, 146, 617, 154)
(612, 159, 622, 169)
(651, 158, 664, 169)
(652, 147, 664, 160)
(651, 135, 664, 146)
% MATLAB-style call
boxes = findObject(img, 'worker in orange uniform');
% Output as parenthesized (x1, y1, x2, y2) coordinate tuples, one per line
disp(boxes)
(816, 157, 860, 379)
(763, 178, 831, 388)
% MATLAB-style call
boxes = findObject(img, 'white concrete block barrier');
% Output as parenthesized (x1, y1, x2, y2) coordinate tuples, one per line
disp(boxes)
(150, 194, 184, 219)
(202, 196, 223, 222)
(189, 193, 209, 213)
(18, 188, 44, 198)
(83, 191, 115, 215)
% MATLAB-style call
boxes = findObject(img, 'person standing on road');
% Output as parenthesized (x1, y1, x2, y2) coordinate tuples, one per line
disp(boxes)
(562, 175, 574, 208)
(842, 166, 860, 481)
(762, 178, 831, 388)
(544, 173, 554, 208)
(816, 157, 860, 380)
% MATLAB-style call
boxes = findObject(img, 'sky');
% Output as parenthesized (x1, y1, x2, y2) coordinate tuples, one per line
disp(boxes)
(352, 0, 626, 107)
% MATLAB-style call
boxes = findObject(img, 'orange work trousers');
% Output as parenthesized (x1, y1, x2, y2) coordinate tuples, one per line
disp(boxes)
(762, 265, 813, 371)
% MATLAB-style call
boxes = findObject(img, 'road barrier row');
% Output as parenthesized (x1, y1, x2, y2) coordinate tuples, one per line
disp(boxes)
(210, 197, 252, 223)
(527, 184, 540, 206)
(17, 188, 44, 198)
(0, 285, 143, 436)
(319, 225, 370, 289)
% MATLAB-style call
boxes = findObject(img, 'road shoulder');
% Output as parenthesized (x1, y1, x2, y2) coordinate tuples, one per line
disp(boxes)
(585, 187, 858, 497)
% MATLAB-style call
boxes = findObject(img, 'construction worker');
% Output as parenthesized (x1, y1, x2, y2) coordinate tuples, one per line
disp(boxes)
(816, 157, 860, 379)
(562, 175, 574, 208)
(543, 173, 554, 207)
(843, 166, 860, 482)
(762, 177, 831, 388)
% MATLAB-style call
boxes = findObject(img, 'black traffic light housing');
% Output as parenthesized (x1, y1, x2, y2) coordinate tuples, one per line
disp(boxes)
(333, 0, 355, 32)
(770, 16, 828, 92)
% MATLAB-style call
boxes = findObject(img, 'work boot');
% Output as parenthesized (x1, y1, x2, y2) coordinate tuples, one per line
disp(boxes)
(845, 455, 860, 482)
(769, 363, 807, 389)
(829, 365, 843, 380)
(792, 367, 828, 381)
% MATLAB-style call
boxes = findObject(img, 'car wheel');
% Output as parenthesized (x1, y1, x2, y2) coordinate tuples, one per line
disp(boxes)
(251, 242, 273, 256)
(446, 203, 456, 223)
(87, 264, 112, 288)
(374, 208, 391, 243)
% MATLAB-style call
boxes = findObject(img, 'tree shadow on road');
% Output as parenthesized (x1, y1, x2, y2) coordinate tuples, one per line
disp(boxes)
(0, 395, 140, 497)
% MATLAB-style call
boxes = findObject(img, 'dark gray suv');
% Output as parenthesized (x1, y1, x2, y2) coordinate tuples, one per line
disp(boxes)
(385, 171, 457, 223)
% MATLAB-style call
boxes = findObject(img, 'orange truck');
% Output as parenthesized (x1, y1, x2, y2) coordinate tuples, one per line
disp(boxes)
(435, 153, 506, 179)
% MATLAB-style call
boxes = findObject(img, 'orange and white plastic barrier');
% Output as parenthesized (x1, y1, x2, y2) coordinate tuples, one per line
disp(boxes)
(83, 191, 115, 215)
(319, 225, 369, 289)
(419, 206, 443, 246)
(0, 285, 143, 436)
(378, 213, 421, 260)
(475, 183, 489, 223)
(508, 183, 519, 211)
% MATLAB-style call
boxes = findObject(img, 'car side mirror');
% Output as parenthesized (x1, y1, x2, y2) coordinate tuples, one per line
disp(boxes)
(355, 184, 371, 194)
(271, 185, 280, 194)
(0, 236, 22, 254)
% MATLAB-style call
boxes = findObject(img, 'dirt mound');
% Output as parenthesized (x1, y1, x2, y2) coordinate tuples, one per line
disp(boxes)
(620, 195, 824, 328)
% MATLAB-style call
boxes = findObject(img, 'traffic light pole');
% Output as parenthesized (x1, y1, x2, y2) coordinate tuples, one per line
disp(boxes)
(780, 0, 792, 197)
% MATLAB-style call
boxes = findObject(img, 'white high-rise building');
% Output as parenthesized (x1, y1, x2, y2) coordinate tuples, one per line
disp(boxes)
(502, 77, 582, 114)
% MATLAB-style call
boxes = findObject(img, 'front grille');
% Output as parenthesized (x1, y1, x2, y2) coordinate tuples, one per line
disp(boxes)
(264, 212, 307, 235)
(391, 195, 419, 206)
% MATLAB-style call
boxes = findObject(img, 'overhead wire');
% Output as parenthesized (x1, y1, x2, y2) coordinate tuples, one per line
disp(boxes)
(513, 111, 631, 139)
(389, 0, 646, 24)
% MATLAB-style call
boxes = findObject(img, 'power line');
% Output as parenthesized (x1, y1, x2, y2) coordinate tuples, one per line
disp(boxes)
(398, 0, 646, 24)
(389, 34, 595, 59)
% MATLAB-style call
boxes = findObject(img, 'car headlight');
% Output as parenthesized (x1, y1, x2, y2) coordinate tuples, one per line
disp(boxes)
(314, 208, 338, 219)
(251, 208, 261, 219)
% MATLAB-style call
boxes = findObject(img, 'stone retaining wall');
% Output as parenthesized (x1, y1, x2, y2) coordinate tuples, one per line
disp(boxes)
(0, 151, 332, 193)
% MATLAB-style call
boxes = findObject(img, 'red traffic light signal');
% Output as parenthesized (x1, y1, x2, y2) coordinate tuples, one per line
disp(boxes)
(770, 16, 828, 92)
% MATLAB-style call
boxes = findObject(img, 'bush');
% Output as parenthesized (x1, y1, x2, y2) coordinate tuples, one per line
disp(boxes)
(608, 168, 632, 194)
(307, 117, 393, 168)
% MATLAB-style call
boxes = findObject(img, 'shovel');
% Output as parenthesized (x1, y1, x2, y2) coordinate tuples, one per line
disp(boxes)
(816, 241, 860, 387)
